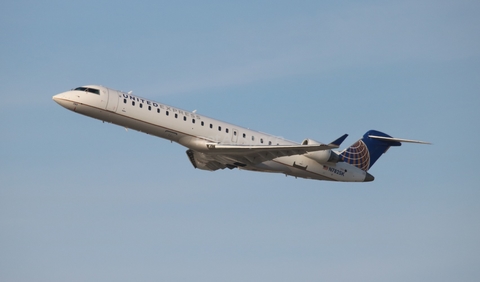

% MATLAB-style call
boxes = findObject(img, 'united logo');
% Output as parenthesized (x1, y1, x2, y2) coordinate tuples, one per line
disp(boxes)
(340, 140, 370, 171)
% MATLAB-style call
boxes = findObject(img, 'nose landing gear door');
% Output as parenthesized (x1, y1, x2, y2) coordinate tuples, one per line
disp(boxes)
(106, 89, 120, 113)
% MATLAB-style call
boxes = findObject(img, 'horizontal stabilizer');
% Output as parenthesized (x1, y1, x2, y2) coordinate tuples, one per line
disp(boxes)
(368, 135, 431, 144)
(329, 134, 348, 147)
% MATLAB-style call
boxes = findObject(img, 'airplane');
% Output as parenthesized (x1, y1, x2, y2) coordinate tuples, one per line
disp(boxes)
(52, 85, 430, 183)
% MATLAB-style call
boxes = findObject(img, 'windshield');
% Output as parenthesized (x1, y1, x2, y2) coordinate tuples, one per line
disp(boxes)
(74, 87, 100, 95)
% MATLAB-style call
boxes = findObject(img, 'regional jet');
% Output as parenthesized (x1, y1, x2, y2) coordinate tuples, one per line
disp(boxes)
(52, 85, 429, 182)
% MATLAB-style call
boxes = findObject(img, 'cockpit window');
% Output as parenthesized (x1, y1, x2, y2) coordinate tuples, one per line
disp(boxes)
(74, 87, 100, 95)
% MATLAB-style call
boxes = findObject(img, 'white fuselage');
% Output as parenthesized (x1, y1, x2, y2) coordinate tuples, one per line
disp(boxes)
(53, 85, 369, 182)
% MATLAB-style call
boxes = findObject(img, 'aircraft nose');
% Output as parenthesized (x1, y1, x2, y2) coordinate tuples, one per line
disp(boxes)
(52, 93, 63, 103)
(52, 93, 75, 110)
(52, 94, 67, 108)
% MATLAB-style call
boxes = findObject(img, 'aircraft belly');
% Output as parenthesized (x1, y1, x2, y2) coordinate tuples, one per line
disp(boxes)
(250, 160, 290, 173)
(264, 156, 367, 181)
(74, 103, 107, 120)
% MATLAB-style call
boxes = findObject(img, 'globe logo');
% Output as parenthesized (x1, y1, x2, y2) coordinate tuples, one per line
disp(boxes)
(340, 140, 370, 171)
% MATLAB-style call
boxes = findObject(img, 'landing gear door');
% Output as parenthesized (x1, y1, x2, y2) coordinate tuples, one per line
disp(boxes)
(106, 89, 120, 113)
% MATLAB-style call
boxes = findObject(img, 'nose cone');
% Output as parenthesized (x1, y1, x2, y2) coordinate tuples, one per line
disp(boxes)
(364, 172, 375, 182)
(52, 93, 75, 110)
(52, 94, 62, 103)
(52, 93, 67, 107)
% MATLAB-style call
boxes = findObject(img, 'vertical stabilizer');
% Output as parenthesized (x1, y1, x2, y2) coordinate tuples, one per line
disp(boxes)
(340, 130, 402, 171)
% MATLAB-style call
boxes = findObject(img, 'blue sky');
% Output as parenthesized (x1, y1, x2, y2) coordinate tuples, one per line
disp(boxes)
(1, 0, 479, 281)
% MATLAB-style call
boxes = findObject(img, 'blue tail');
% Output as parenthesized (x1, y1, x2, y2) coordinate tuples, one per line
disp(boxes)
(340, 130, 402, 171)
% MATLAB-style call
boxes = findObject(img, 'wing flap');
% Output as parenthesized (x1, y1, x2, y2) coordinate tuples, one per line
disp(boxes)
(186, 149, 227, 171)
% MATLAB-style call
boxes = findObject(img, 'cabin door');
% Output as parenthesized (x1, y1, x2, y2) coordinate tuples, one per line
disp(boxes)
(232, 128, 239, 143)
(106, 89, 120, 112)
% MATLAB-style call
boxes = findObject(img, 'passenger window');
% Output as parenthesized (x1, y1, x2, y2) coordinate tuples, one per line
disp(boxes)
(218, 126, 221, 131)
(123, 99, 127, 104)
(260, 138, 263, 144)
(183, 116, 187, 121)
(226, 128, 229, 133)
(175, 114, 178, 118)
(252, 136, 255, 141)
(269, 141, 272, 145)
(140, 104, 143, 108)
(148, 106, 151, 111)
(157, 108, 160, 113)
(192, 119, 195, 124)
(166, 111, 169, 116)
(132, 101, 135, 106)
(201, 121, 204, 126)
(210, 124, 213, 129)
(243, 133, 246, 138)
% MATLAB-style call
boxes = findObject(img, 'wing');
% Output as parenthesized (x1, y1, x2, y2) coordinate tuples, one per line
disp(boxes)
(186, 134, 348, 170)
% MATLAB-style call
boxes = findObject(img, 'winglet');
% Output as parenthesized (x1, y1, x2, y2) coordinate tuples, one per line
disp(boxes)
(328, 134, 348, 148)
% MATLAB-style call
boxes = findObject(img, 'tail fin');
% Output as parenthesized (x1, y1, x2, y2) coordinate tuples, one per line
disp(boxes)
(340, 130, 430, 171)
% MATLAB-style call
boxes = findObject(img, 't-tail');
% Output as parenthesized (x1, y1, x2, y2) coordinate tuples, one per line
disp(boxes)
(340, 130, 430, 172)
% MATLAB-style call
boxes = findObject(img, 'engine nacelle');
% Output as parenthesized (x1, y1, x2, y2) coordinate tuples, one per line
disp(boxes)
(178, 136, 211, 152)
(302, 138, 341, 164)
(305, 150, 341, 164)
(302, 138, 321, 146)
